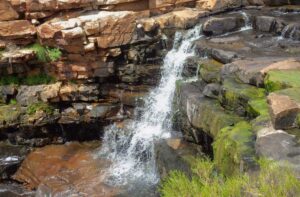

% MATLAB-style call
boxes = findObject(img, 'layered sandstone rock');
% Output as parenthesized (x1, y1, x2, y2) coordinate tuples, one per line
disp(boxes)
(0, 0, 18, 21)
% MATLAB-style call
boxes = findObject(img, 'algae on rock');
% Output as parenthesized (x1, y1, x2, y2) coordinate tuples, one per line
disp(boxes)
(264, 70, 300, 92)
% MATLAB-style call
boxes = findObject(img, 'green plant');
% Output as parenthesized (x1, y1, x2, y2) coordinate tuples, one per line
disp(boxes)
(9, 99, 17, 105)
(26, 102, 54, 115)
(27, 43, 62, 63)
(160, 157, 300, 197)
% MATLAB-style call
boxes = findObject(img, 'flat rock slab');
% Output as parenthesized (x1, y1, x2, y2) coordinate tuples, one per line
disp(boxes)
(14, 142, 119, 197)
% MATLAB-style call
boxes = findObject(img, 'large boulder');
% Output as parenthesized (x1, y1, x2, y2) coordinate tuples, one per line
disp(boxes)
(203, 16, 245, 36)
(13, 142, 119, 196)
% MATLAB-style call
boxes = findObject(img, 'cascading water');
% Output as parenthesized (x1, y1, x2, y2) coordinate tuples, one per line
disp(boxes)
(98, 25, 203, 190)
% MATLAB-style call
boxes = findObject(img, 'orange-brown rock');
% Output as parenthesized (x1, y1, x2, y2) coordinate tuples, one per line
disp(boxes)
(0, 20, 36, 40)
(138, 8, 207, 31)
(0, 0, 19, 21)
(37, 10, 149, 51)
(14, 142, 119, 196)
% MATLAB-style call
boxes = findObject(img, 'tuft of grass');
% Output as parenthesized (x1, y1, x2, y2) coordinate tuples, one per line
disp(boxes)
(160, 157, 300, 197)
(26, 43, 62, 63)
(26, 102, 54, 115)
(9, 99, 17, 105)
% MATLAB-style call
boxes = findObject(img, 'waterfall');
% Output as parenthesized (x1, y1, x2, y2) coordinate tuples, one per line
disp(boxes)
(240, 11, 252, 31)
(98, 25, 203, 188)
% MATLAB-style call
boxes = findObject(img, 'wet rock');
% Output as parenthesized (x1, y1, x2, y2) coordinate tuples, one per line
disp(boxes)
(182, 56, 200, 78)
(267, 90, 300, 130)
(0, 142, 31, 180)
(256, 127, 300, 172)
(211, 49, 237, 64)
(155, 138, 202, 179)
(282, 23, 300, 41)
(14, 142, 119, 196)
(203, 17, 244, 36)
(0, 182, 35, 197)
(203, 83, 220, 99)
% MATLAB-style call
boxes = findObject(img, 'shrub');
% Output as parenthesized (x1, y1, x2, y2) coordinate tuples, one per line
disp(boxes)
(0, 75, 20, 85)
(26, 102, 54, 115)
(160, 157, 300, 197)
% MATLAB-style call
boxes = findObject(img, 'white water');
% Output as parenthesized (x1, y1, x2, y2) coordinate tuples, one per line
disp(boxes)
(240, 11, 252, 31)
(99, 25, 203, 187)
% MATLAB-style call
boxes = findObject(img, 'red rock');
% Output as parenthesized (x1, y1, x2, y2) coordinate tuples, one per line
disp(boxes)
(0, 0, 19, 21)
(0, 20, 36, 39)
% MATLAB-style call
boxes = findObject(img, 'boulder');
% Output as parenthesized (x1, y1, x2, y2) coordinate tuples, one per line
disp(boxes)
(264, 69, 300, 92)
(267, 90, 300, 130)
(202, 16, 244, 36)
(256, 127, 300, 172)
(203, 83, 220, 99)
(13, 142, 119, 196)
(199, 59, 223, 83)
(282, 23, 300, 41)
(0, 0, 18, 21)
(254, 16, 276, 32)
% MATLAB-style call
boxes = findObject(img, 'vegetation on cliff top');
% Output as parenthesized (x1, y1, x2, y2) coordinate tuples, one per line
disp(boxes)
(160, 157, 300, 197)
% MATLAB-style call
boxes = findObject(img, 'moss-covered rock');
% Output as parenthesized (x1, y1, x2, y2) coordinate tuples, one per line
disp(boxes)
(213, 121, 256, 176)
(264, 70, 300, 92)
(220, 78, 266, 114)
(247, 98, 269, 118)
(187, 96, 242, 138)
(199, 59, 224, 83)
(0, 104, 22, 127)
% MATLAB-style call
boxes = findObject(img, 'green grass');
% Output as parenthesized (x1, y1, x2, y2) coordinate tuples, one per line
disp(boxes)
(160, 157, 300, 197)
(26, 43, 62, 63)
(0, 74, 56, 86)
(26, 102, 54, 115)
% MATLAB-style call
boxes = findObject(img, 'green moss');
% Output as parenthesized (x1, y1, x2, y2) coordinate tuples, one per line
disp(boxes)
(26, 102, 54, 115)
(264, 70, 300, 92)
(26, 43, 62, 63)
(221, 78, 266, 113)
(190, 98, 242, 138)
(9, 99, 17, 105)
(247, 98, 269, 118)
(213, 121, 255, 176)
(250, 114, 272, 133)
(297, 114, 300, 128)
(0, 104, 21, 125)
(0, 74, 56, 86)
(160, 157, 300, 197)
(199, 59, 224, 83)
(273, 88, 300, 103)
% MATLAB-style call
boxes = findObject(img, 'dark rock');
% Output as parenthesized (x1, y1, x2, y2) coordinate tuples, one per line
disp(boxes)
(0, 182, 35, 197)
(211, 49, 237, 64)
(155, 138, 202, 179)
(254, 16, 276, 32)
(182, 56, 200, 78)
(263, 0, 289, 6)
(0, 142, 31, 180)
(282, 23, 300, 41)
(203, 83, 220, 99)
(203, 17, 244, 36)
